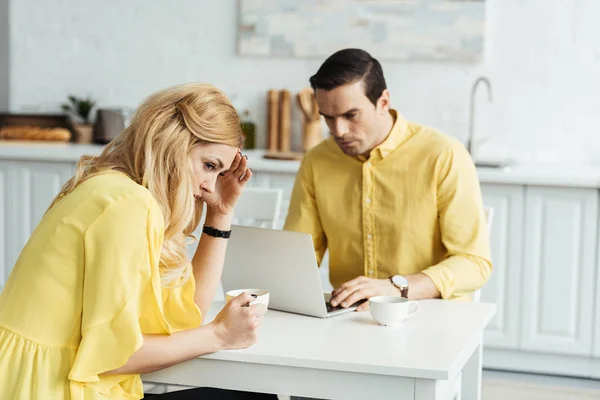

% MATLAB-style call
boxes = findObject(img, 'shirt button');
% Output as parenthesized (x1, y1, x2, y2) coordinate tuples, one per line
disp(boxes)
(368, 269, 375, 276)
(365, 162, 372, 167)
(365, 198, 371, 204)
(367, 234, 373, 239)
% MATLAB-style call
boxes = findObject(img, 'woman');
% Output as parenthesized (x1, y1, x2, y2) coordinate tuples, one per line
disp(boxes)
(0, 83, 275, 399)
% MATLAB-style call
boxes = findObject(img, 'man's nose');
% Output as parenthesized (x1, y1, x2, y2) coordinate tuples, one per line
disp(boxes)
(332, 118, 349, 137)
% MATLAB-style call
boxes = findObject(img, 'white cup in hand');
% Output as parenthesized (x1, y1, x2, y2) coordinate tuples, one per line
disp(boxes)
(212, 291, 267, 350)
(226, 289, 270, 308)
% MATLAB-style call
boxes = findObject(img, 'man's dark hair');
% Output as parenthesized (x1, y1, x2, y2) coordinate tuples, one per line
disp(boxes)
(309, 48, 387, 106)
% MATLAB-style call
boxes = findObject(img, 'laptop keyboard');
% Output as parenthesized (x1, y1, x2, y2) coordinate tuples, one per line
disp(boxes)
(325, 298, 366, 313)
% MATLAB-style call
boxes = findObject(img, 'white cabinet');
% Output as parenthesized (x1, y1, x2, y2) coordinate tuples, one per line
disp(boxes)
(0, 162, 9, 291)
(2, 149, 600, 378)
(594, 218, 600, 359)
(0, 160, 74, 290)
(480, 184, 525, 350)
(520, 186, 597, 356)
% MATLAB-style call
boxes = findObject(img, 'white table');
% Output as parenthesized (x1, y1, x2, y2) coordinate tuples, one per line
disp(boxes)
(143, 300, 496, 400)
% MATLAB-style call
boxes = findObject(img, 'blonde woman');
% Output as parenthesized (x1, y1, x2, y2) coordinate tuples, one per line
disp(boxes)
(0, 83, 276, 400)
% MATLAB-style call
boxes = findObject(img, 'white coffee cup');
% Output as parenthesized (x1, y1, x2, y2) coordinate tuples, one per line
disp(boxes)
(369, 296, 419, 327)
(225, 289, 270, 308)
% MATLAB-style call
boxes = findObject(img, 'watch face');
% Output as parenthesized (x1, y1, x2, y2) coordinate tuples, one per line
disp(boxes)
(392, 275, 408, 287)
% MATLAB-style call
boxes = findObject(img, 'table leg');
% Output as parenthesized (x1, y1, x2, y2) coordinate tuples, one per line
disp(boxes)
(461, 340, 482, 400)
(414, 378, 441, 400)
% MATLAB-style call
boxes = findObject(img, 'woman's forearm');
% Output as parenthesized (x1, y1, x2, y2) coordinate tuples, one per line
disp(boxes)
(191, 210, 233, 315)
(104, 323, 223, 376)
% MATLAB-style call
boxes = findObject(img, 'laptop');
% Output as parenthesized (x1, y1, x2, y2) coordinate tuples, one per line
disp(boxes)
(221, 225, 363, 318)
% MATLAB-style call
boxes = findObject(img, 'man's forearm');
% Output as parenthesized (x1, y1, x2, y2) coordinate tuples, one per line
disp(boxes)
(406, 273, 441, 300)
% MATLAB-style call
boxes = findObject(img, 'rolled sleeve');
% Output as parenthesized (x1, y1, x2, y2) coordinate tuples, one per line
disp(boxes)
(422, 144, 492, 299)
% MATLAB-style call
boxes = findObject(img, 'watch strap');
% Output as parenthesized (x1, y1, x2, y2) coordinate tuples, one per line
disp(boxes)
(400, 285, 409, 299)
(202, 225, 232, 239)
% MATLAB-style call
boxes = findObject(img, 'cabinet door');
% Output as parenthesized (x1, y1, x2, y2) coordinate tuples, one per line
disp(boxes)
(0, 162, 10, 291)
(480, 184, 525, 349)
(521, 186, 597, 356)
(594, 199, 600, 358)
(0, 160, 73, 291)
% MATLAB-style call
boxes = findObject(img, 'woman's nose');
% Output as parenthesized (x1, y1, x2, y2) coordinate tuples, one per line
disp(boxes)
(200, 174, 218, 194)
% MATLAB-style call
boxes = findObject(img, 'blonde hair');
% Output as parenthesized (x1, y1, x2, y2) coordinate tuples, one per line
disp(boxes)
(49, 83, 243, 286)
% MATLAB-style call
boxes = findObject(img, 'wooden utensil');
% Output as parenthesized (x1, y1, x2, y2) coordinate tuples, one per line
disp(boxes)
(267, 89, 280, 152)
(278, 90, 291, 152)
(263, 151, 304, 161)
(296, 87, 323, 151)
(303, 120, 322, 151)
(297, 88, 316, 122)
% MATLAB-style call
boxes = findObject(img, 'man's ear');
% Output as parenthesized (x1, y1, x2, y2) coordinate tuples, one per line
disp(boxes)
(378, 89, 391, 115)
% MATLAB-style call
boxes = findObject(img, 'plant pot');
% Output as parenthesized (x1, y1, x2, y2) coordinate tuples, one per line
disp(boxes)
(73, 123, 93, 144)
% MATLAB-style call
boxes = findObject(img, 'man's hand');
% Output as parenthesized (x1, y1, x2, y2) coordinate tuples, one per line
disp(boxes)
(330, 276, 401, 312)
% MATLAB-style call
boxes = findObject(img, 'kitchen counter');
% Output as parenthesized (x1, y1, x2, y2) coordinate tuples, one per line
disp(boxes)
(1, 141, 600, 188)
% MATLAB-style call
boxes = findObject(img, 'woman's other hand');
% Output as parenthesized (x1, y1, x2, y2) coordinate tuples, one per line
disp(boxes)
(210, 291, 266, 350)
(202, 151, 252, 217)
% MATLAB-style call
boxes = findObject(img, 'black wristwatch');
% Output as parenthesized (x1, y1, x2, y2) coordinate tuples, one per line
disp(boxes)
(202, 225, 232, 239)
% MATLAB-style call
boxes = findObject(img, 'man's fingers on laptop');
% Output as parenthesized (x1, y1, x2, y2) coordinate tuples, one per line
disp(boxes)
(340, 288, 371, 309)
(332, 276, 367, 301)
(331, 285, 364, 307)
(356, 301, 370, 312)
(330, 289, 349, 307)
(335, 276, 366, 293)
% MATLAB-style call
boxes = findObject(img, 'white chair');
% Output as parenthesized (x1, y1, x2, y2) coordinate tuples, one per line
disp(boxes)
(144, 188, 283, 396)
(472, 206, 494, 303)
(185, 187, 284, 258)
(452, 206, 494, 400)
(232, 187, 283, 229)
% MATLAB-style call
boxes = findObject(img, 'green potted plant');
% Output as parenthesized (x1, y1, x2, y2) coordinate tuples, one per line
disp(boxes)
(61, 95, 96, 143)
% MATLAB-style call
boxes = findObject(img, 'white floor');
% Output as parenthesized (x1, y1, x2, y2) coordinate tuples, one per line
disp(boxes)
(482, 370, 600, 400)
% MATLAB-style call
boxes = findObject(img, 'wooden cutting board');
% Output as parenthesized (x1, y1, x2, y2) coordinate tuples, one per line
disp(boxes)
(263, 151, 304, 161)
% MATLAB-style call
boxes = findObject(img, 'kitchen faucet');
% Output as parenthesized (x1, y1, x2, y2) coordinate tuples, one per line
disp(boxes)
(467, 76, 493, 158)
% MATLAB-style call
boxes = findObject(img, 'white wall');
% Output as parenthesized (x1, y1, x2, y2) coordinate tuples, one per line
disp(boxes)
(8, 0, 600, 164)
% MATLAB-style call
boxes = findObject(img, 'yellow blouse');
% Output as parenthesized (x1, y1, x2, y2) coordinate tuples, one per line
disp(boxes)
(0, 171, 201, 399)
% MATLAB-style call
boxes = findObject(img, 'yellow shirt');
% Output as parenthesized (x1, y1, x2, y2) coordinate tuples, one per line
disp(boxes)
(0, 171, 201, 399)
(284, 110, 492, 300)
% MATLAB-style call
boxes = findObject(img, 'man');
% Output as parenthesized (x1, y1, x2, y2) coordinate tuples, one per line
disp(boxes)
(284, 48, 491, 310)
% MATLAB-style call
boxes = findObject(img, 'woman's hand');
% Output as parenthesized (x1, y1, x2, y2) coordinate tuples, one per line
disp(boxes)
(202, 151, 252, 217)
(210, 292, 267, 350)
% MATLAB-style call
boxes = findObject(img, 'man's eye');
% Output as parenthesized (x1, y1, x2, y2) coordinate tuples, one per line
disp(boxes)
(347, 113, 357, 119)
(205, 163, 216, 171)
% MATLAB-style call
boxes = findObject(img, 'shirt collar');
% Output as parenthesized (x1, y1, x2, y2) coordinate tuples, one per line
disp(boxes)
(356, 109, 410, 162)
